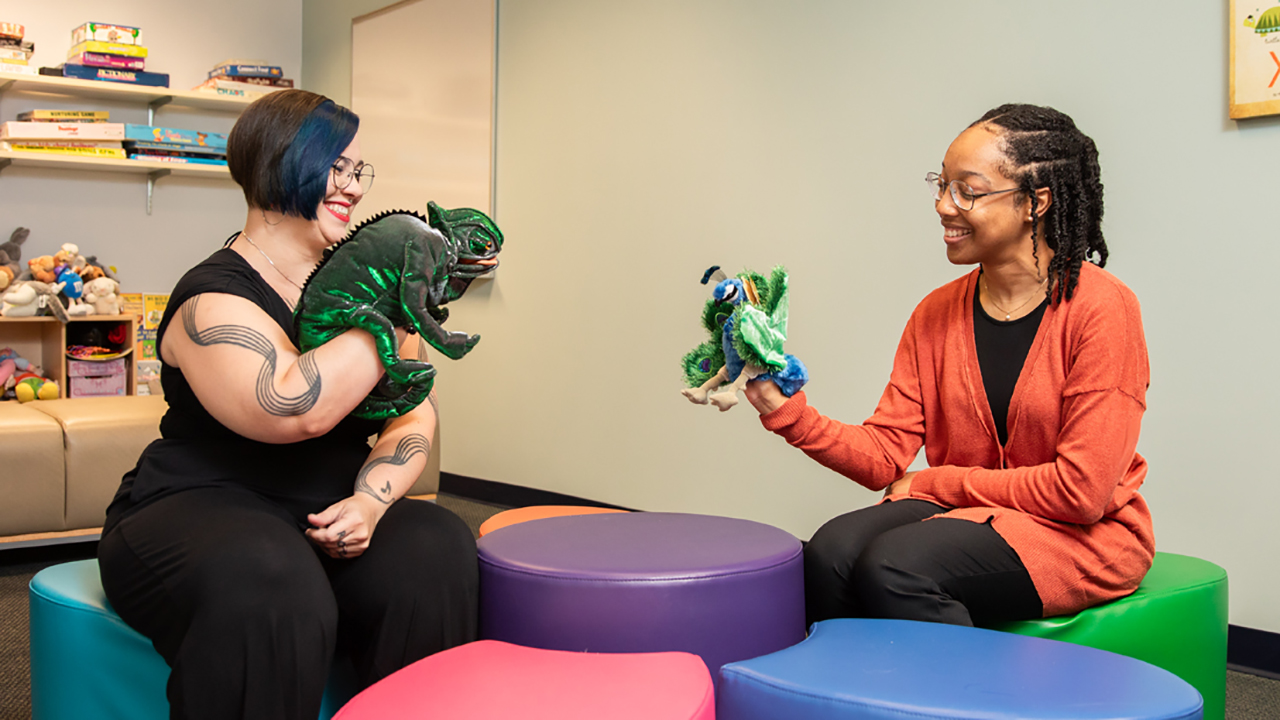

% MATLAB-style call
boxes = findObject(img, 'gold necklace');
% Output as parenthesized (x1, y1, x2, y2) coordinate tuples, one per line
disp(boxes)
(983, 276, 1047, 321)
(241, 232, 304, 292)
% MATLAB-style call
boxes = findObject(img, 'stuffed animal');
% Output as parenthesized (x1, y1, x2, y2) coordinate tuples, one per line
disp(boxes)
(27, 255, 57, 284)
(681, 266, 808, 412)
(83, 277, 122, 315)
(1, 280, 69, 321)
(11, 369, 59, 403)
(57, 265, 92, 316)
(54, 243, 86, 271)
(0, 347, 33, 389)
(0, 228, 26, 290)
(294, 202, 504, 419)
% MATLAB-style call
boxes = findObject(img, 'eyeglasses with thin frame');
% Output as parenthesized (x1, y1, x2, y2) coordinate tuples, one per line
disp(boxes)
(925, 172, 1019, 211)
(333, 158, 375, 194)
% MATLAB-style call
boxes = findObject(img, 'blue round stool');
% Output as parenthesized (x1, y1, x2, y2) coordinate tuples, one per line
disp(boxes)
(717, 618, 1203, 720)
(29, 559, 357, 720)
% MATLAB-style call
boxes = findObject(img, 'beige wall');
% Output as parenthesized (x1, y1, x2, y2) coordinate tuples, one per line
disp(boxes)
(303, 0, 1280, 632)
(0, 0, 302, 295)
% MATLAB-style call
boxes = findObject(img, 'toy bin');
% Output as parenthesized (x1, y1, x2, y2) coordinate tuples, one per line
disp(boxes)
(67, 357, 127, 398)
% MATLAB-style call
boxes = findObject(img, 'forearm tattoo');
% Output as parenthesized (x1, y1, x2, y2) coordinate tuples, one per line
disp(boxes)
(182, 296, 322, 416)
(355, 433, 431, 504)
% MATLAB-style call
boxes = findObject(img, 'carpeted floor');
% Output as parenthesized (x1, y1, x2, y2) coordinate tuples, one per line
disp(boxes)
(1, 494, 1278, 719)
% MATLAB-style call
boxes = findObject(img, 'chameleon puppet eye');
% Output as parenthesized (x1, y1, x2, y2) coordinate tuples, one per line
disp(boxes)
(699, 359, 712, 372)
(715, 313, 729, 326)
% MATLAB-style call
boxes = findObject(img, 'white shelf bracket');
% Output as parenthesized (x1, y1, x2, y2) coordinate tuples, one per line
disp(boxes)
(148, 96, 174, 125)
(0, 158, 11, 175)
(0, 78, 14, 99)
(146, 169, 171, 215)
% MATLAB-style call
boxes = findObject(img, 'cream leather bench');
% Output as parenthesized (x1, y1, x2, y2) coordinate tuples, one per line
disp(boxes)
(0, 397, 441, 548)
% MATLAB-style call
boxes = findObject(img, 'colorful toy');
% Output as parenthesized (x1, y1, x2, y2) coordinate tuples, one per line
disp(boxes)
(27, 255, 57, 284)
(681, 266, 808, 412)
(1, 280, 69, 320)
(83, 277, 122, 315)
(0, 347, 33, 389)
(0, 228, 26, 292)
(11, 370, 59, 403)
(294, 201, 504, 419)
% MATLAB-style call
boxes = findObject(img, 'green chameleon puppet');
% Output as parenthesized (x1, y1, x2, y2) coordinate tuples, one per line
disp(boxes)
(294, 201, 503, 419)
(681, 265, 807, 411)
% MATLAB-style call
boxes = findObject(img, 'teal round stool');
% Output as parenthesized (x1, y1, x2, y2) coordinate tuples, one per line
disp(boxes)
(981, 552, 1228, 720)
(29, 559, 358, 720)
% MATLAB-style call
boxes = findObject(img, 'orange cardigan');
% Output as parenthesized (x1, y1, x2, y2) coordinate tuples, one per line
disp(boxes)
(761, 263, 1154, 616)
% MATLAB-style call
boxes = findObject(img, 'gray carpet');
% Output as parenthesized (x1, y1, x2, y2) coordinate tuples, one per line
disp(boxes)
(2, 496, 1279, 719)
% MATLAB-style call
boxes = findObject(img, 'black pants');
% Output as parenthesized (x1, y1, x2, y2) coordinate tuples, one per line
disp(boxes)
(98, 487, 479, 720)
(804, 499, 1043, 627)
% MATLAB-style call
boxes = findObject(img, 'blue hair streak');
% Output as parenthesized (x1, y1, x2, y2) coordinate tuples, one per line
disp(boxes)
(275, 100, 359, 220)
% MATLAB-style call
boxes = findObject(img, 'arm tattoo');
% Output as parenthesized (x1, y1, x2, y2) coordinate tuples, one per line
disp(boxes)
(355, 433, 431, 504)
(182, 296, 322, 416)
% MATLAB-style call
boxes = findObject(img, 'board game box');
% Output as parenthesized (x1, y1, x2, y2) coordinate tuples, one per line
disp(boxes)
(67, 51, 146, 70)
(71, 22, 143, 46)
(61, 63, 168, 87)
(125, 124, 228, 149)
(67, 41, 147, 59)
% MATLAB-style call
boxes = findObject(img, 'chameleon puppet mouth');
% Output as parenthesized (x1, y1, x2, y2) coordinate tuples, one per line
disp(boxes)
(455, 256, 500, 276)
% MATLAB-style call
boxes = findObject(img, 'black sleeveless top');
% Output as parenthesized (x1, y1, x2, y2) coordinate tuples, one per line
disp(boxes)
(104, 247, 383, 533)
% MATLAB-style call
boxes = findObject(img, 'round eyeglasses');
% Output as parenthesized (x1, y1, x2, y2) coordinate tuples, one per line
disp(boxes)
(333, 159, 375, 194)
(925, 172, 1018, 211)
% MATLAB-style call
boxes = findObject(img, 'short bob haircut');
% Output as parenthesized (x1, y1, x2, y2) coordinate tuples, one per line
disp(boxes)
(227, 89, 359, 220)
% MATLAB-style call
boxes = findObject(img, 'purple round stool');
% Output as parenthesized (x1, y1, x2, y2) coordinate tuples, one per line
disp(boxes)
(478, 512, 805, 683)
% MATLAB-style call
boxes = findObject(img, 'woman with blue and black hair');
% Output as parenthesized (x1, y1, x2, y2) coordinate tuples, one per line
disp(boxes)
(97, 90, 478, 720)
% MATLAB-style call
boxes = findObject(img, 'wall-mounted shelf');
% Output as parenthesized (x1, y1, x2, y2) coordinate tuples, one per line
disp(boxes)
(0, 70, 247, 214)
(0, 71, 253, 121)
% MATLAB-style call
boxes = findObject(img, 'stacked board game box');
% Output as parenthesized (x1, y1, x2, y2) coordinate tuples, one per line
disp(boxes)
(0, 21, 37, 76)
(49, 22, 170, 87)
(192, 59, 293, 99)
(0, 117, 126, 158)
(124, 124, 228, 165)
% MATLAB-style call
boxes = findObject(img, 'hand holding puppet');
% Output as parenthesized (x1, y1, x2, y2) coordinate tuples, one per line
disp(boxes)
(681, 266, 808, 412)
(294, 201, 503, 419)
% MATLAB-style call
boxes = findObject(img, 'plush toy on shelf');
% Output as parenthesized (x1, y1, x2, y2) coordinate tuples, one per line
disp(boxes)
(83, 277, 123, 315)
(1, 280, 69, 321)
(27, 255, 58, 284)
(0, 347, 34, 390)
(0, 228, 26, 292)
(10, 369, 59, 403)
(56, 265, 92, 316)
(680, 265, 808, 412)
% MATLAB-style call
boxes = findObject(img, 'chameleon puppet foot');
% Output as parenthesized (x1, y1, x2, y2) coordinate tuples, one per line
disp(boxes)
(708, 391, 740, 412)
(354, 378, 433, 420)
(681, 387, 711, 405)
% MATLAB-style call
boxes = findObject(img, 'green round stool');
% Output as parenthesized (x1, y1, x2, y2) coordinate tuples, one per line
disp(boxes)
(982, 552, 1227, 720)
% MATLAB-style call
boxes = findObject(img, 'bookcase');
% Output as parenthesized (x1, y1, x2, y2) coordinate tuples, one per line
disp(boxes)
(0, 70, 252, 213)
(0, 315, 138, 397)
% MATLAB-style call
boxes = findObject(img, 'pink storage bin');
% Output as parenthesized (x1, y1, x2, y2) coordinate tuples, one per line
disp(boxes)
(69, 373, 127, 397)
(68, 358, 127, 378)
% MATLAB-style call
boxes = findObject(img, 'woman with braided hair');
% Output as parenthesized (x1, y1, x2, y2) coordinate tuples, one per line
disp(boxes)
(746, 103, 1152, 626)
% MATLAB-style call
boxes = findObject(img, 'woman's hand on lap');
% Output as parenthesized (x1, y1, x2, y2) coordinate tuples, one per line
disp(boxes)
(305, 493, 389, 559)
(884, 471, 917, 499)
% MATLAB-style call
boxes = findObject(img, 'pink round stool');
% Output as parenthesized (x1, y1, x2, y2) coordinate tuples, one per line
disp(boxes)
(332, 640, 713, 719)
(477, 505, 628, 537)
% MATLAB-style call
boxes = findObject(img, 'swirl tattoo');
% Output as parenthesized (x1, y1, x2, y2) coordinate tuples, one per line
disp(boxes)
(182, 296, 322, 416)
(355, 433, 431, 504)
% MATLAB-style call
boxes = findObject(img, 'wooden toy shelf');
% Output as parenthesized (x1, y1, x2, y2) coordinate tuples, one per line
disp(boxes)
(0, 315, 138, 397)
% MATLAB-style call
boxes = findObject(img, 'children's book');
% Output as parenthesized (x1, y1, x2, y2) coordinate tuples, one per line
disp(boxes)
(0, 143, 127, 158)
(123, 140, 225, 156)
(17, 110, 110, 122)
(129, 154, 228, 166)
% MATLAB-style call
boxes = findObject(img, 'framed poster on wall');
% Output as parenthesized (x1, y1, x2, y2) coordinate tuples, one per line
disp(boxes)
(1230, 0, 1280, 119)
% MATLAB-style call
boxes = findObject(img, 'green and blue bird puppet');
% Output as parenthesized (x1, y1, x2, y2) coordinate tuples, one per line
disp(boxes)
(681, 265, 807, 412)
